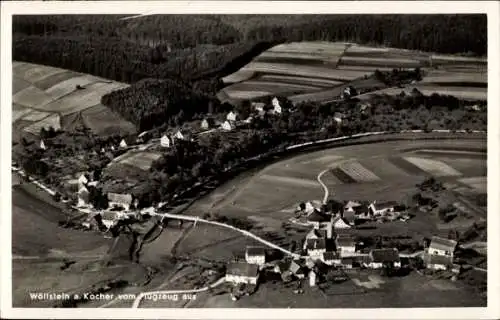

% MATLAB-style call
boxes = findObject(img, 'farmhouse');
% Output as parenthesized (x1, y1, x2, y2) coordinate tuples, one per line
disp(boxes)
(322, 251, 341, 266)
(40, 139, 46, 150)
(341, 257, 354, 269)
(97, 211, 118, 229)
(368, 248, 401, 269)
(332, 216, 352, 229)
(335, 234, 356, 257)
(226, 111, 239, 122)
(245, 247, 266, 265)
(174, 130, 187, 141)
(369, 201, 399, 216)
(271, 97, 282, 114)
(225, 262, 260, 285)
(160, 135, 171, 148)
(304, 238, 327, 258)
(77, 185, 90, 207)
(428, 236, 457, 258)
(107, 193, 133, 211)
(119, 139, 128, 148)
(221, 120, 234, 131)
(274, 260, 305, 280)
(424, 253, 453, 271)
(201, 118, 215, 130)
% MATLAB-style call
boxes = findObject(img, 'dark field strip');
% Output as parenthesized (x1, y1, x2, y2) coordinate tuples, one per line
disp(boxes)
(331, 167, 357, 183)
(401, 146, 486, 154)
(254, 76, 337, 89)
(251, 71, 348, 84)
(420, 81, 487, 88)
(34, 70, 82, 91)
(254, 56, 328, 66)
(338, 59, 423, 68)
(387, 156, 428, 176)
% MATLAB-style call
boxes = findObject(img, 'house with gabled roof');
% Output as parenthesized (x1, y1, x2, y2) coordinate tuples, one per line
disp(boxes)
(221, 120, 234, 131)
(271, 97, 282, 114)
(119, 139, 128, 148)
(322, 251, 341, 266)
(428, 236, 457, 258)
(174, 130, 186, 141)
(368, 248, 401, 269)
(160, 134, 171, 148)
(424, 253, 453, 271)
(245, 246, 266, 265)
(201, 118, 216, 130)
(369, 201, 400, 216)
(226, 111, 239, 122)
(332, 216, 352, 229)
(77, 185, 90, 208)
(225, 262, 260, 285)
(78, 173, 89, 187)
(40, 139, 47, 150)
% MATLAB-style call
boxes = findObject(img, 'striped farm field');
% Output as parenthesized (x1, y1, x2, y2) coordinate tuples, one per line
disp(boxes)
(239, 62, 368, 81)
(222, 70, 256, 84)
(81, 104, 137, 137)
(226, 80, 323, 93)
(420, 71, 487, 85)
(358, 157, 411, 179)
(403, 156, 462, 177)
(339, 56, 422, 68)
(220, 89, 272, 100)
(259, 174, 319, 188)
(258, 75, 344, 88)
(430, 54, 487, 64)
(288, 87, 345, 104)
(344, 44, 391, 54)
(337, 160, 381, 182)
(268, 41, 347, 54)
(12, 61, 136, 138)
(357, 86, 487, 101)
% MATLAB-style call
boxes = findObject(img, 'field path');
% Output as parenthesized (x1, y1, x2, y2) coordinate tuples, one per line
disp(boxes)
(317, 169, 330, 204)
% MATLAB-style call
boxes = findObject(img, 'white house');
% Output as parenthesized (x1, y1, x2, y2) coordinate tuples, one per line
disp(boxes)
(369, 201, 399, 216)
(160, 135, 171, 148)
(424, 253, 453, 271)
(308, 270, 317, 287)
(368, 248, 401, 269)
(332, 216, 352, 230)
(225, 262, 260, 285)
(119, 139, 128, 148)
(428, 236, 457, 258)
(271, 97, 282, 114)
(78, 173, 89, 187)
(40, 139, 47, 150)
(77, 185, 90, 208)
(201, 118, 215, 130)
(98, 211, 118, 229)
(335, 234, 356, 257)
(245, 247, 266, 265)
(221, 120, 234, 131)
(304, 238, 327, 258)
(108, 193, 133, 211)
(226, 111, 239, 122)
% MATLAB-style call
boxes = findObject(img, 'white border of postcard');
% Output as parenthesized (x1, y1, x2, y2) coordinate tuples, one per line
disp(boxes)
(1, 1, 499, 319)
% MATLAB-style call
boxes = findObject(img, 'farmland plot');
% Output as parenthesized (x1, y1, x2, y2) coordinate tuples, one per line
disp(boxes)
(268, 41, 347, 54)
(81, 104, 136, 136)
(240, 62, 368, 81)
(458, 177, 486, 193)
(220, 89, 272, 100)
(226, 80, 322, 93)
(13, 86, 54, 108)
(45, 75, 102, 100)
(259, 74, 343, 88)
(34, 71, 82, 91)
(339, 56, 422, 68)
(119, 151, 162, 171)
(222, 70, 256, 84)
(23, 113, 61, 135)
(12, 104, 32, 122)
(17, 64, 67, 84)
(20, 109, 51, 122)
(420, 71, 487, 85)
(13, 77, 32, 94)
(403, 156, 462, 177)
(337, 161, 381, 182)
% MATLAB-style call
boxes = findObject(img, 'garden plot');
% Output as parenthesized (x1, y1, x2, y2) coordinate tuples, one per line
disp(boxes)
(45, 75, 102, 99)
(336, 160, 381, 182)
(13, 86, 54, 108)
(23, 114, 61, 135)
(239, 62, 368, 81)
(117, 151, 162, 171)
(34, 71, 82, 91)
(458, 177, 486, 193)
(13, 77, 32, 94)
(403, 156, 462, 177)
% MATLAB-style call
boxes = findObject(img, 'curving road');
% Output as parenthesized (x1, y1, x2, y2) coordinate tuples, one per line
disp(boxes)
(317, 169, 330, 205)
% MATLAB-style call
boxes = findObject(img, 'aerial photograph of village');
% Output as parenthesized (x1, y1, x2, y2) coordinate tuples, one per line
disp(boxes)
(9, 13, 487, 309)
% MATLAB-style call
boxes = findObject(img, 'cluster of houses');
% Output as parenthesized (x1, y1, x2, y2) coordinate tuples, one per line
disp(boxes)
(223, 199, 462, 296)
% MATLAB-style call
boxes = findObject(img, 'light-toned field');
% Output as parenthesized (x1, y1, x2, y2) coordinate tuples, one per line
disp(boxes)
(111, 150, 162, 171)
(12, 61, 136, 137)
(403, 156, 462, 177)
(420, 71, 487, 84)
(219, 89, 272, 100)
(357, 85, 487, 101)
(458, 176, 487, 193)
(268, 41, 347, 54)
(340, 56, 422, 68)
(259, 75, 344, 87)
